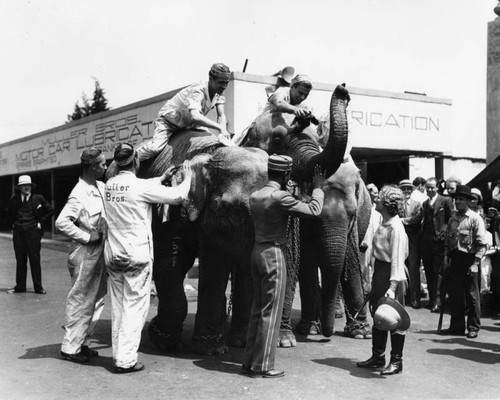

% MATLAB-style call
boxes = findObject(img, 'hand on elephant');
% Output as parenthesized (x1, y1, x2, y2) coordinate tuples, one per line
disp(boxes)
(160, 165, 179, 186)
(180, 160, 192, 181)
(312, 165, 326, 189)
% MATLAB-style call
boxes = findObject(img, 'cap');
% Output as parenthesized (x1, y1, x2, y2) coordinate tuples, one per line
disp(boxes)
(291, 74, 312, 87)
(114, 142, 136, 167)
(80, 147, 104, 165)
(398, 179, 414, 189)
(450, 185, 476, 201)
(16, 175, 35, 188)
(268, 154, 293, 172)
(209, 63, 231, 80)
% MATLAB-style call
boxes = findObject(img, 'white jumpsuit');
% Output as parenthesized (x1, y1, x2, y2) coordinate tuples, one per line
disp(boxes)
(104, 171, 189, 369)
(56, 178, 107, 355)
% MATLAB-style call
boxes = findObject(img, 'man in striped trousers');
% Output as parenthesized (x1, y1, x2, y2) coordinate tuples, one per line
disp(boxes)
(242, 155, 325, 378)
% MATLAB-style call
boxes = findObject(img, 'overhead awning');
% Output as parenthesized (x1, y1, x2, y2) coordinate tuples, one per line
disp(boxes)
(467, 154, 500, 187)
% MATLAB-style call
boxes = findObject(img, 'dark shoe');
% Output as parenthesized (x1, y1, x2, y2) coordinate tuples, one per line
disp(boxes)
(252, 369, 284, 378)
(7, 287, 26, 294)
(114, 362, 145, 374)
(35, 289, 47, 294)
(80, 346, 98, 357)
(61, 351, 89, 364)
(380, 360, 403, 375)
(240, 364, 252, 375)
(411, 301, 421, 309)
(466, 331, 478, 339)
(430, 305, 440, 313)
(356, 355, 386, 368)
(440, 328, 465, 336)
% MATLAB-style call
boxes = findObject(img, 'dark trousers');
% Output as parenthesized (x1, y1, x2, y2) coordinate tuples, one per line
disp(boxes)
(420, 234, 444, 307)
(244, 242, 286, 372)
(448, 250, 481, 332)
(406, 232, 421, 305)
(12, 227, 43, 292)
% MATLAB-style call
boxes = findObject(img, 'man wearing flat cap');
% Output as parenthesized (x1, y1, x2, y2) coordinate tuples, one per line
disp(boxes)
(56, 147, 108, 364)
(242, 155, 325, 378)
(104, 142, 192, 373)
(262, 74, 314, 118)
(137, 63, 233, 161)
(6, 175, 54, 294)
(398, 179, 423, 308)
(442, 185, 487, 339)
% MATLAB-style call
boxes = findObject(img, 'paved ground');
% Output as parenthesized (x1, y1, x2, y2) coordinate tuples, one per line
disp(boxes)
(0, 234, 499, 400)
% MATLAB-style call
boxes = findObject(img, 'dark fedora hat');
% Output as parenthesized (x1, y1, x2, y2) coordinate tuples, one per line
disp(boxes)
(373, 297, 411, 331)
(449, 184, 475, 201)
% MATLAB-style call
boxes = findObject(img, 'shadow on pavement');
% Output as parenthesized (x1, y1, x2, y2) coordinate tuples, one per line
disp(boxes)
(427, 348, 500, 364)
(312, 357, 386, 379)
(18, 343, 116, 373)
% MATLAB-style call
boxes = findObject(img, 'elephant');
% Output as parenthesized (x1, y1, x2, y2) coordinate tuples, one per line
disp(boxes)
(240, 85, 372, 342)
(126, 85, 353, 355)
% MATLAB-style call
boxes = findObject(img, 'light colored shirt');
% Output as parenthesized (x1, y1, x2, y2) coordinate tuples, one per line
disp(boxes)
(104, 171, 190, 269)
(157, 81, 225, 130)
(56, 178, 106, 244)
(262, 87, 291, 114)
(445, 208, 487, 259)
(372, 215, 408, 282)
(411, 189, 427, 204)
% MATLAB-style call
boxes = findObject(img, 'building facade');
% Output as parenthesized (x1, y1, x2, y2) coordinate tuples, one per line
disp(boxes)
(0, 72, 485, 234)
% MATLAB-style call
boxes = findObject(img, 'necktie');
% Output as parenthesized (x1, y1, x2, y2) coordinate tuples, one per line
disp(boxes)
(23, 196, 27, 204)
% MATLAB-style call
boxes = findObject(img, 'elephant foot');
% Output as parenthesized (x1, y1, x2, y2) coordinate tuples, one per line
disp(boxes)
(278, 328, 297, 348)
(148, 316, 183, 351)
(295, 320, 321, 336)
(227, 327, 247, 348)
(344, 322, 372, 340)
(191, 334, 228, 355)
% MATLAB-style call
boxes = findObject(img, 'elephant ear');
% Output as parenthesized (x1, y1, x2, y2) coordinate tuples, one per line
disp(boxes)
(185, 153, 212, 222)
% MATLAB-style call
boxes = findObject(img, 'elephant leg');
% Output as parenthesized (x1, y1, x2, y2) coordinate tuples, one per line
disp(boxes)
(227, 256, 253, 348)
(149, 209, 198, 351)
(319, 220, 348, 337)
(296, 219, 322, 336)
(192, 239, 231, 355)
(341, 227, 371, 339)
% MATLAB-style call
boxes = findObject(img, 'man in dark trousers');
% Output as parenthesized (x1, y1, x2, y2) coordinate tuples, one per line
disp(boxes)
(398, 179, 423, 308)
(442, 185, 487, 338)
(242, 155, 325, 378)
(6, 175, 54, 294)
(420, 177, 454, 313)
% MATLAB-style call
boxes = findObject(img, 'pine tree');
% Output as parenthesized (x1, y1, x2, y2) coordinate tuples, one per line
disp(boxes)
(90, 78, 108, 114)
(67, 101, 84, 122)
(66, 77, 109, 122)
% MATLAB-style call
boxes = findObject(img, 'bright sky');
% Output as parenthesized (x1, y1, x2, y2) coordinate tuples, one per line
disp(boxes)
(0, 0, 495, 158)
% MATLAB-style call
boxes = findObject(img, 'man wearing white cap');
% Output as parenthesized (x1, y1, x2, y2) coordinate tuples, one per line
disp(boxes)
(104, 142, 192, 373)
(136, 63, 233, 161)
(56, 147, 108, 364)
(242, 155, 325, 378)
(6, 175, 54, 294)
(261, 74, 314, 118)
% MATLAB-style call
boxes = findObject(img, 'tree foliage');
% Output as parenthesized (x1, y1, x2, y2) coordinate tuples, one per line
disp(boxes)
(67, 77, 109, 122)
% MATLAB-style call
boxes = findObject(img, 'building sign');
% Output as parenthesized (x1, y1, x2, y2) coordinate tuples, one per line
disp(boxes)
(0, 101, 164, 175)
(232, 79, 451, 155)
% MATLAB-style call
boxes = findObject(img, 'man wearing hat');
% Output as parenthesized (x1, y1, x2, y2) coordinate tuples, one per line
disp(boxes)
(56, 147, 108, 364)
(6, 175, 54, 294)
(104, 143, 192, 373)
(398, 179, 423, 308)
(242, 155, 325, 378)
(136, 63, 233, 161)
(261, 74, 314, 118)
(442, 185, 487, 338)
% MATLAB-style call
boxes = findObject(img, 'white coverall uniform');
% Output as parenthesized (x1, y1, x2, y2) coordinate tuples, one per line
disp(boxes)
(56, 178, 107, 355)
(104, 171, 189, 369)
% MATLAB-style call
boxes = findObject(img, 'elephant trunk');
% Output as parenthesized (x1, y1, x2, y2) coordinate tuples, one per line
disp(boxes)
(290, 85, 350, 181)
